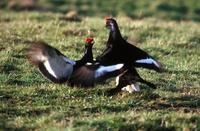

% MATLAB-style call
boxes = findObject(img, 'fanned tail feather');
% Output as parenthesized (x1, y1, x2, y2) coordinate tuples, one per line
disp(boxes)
(135, 57, 163, 72)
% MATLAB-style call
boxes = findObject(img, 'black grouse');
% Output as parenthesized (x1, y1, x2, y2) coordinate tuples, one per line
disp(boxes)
(97, 17, 163, 72)
(26, 37, 154, 94)
(26, 37, 126, 87)
(94, 17, 162, 94)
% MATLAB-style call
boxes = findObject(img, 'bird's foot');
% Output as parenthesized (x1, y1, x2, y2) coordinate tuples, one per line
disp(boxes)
(121, 83, 140, 93)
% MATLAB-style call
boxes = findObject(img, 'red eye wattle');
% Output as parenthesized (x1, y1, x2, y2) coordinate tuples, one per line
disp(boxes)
(85, 37, 94, 44)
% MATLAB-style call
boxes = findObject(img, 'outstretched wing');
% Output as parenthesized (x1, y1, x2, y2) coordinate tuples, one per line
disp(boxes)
(69, 63, 125, 87)
(26, 41, 75, 83)
(26, 41, 125, 86)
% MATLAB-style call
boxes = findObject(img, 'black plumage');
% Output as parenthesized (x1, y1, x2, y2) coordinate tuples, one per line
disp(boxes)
(26, 40, 126, 88)
(94, 18, 163, 94)
(26, 19, 161, 94)
(97, 18, 163, 72)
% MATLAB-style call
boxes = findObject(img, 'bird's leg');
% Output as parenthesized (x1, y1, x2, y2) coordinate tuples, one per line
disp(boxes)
(119, 68, 140, 93)
(107, 71, 127, 95)
(108, 70, 133, 95)
(138, 78, 156, 89)
(108, 82, 124, 96)
(127, 65, 156, 89)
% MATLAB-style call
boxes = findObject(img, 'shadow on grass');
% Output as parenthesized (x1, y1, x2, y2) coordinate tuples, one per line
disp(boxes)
(3, 77, 46, 87)
(118, 121, 176, 131)
(0, 122, 35, 131)
(134, 93, 200, 112)
(82, 86, 200, 114)
(82, 89, 160, 113)
(0, 107, 51, 117)
(73, 116, 176, 131)
(0, 107, 50, 130)
(167, 95, 200, 109)
(1, 63, 20, 74)
(82, 105, 131, 113)
(152, 95, 200, 113)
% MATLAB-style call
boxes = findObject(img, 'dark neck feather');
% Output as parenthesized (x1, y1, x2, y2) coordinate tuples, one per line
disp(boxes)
(84, 45, 93, 62)
(74, 45, 93, 69)
(107, 24, 123, 45)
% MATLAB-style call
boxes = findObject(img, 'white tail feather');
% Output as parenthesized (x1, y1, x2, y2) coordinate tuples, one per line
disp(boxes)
(136, 58, 160, 68)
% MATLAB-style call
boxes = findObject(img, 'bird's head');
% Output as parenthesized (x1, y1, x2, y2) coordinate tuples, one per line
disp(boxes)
(104, 17, 118, 31)
(85, 37, 94, 46)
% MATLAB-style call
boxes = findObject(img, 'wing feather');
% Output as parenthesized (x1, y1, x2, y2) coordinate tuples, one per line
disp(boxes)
(26, 41, 74, 83)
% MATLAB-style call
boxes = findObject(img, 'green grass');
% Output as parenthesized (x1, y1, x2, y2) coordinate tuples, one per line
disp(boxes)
(0, 10, 200, 130)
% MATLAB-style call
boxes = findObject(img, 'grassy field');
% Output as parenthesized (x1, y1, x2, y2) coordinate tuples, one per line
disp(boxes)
(0, 6, 200, 131)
